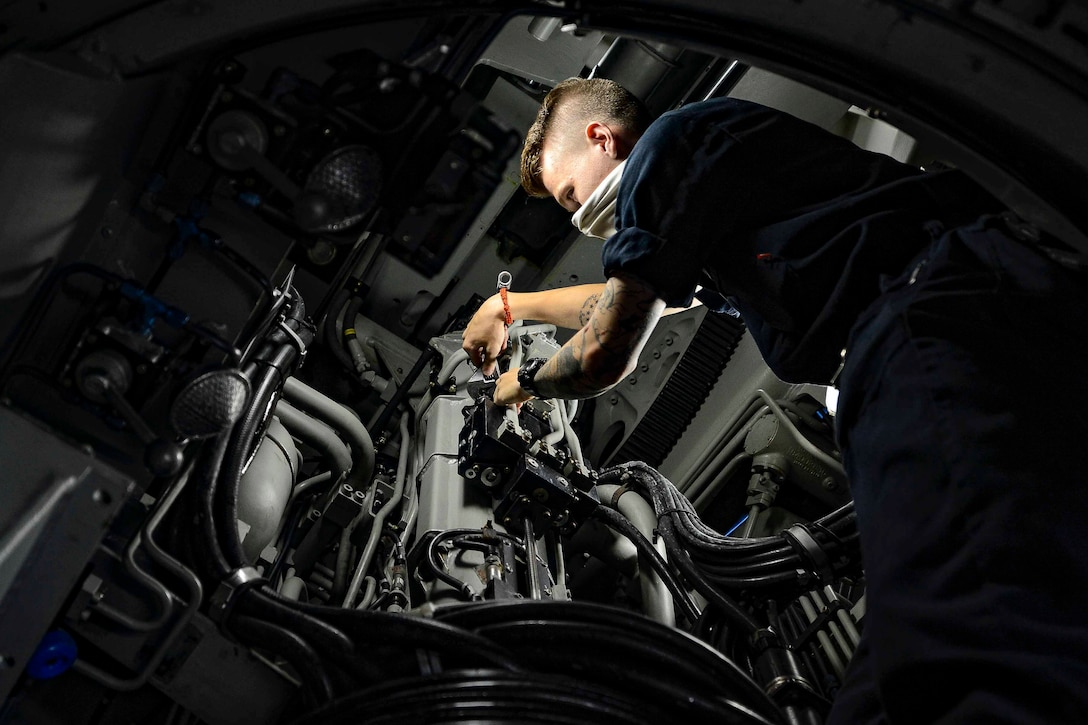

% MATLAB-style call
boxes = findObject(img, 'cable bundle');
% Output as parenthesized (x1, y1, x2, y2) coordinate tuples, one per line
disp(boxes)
(599, 461, 860, 633)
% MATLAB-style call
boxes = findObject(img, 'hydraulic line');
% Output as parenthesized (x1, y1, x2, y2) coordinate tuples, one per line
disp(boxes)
(344, 412, 412, 607)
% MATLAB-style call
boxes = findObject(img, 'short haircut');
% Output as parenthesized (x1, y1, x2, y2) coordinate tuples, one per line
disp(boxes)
(520, 77, 651, 197)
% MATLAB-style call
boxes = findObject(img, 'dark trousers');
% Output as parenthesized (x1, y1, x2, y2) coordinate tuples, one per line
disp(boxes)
(829, 217, 1088, 723)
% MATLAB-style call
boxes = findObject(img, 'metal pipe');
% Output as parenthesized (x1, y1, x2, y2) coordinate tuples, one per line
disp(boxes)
(597, 484, 675, 625)
(523, 518, 542, 600)
(346, 412, 412, 608)
(756, 389, 844, 475)
(274, 402, 352, 478)
(691, 452, 752, 513)
(74, 457, 204, 691)
(283, 376, 376, 485)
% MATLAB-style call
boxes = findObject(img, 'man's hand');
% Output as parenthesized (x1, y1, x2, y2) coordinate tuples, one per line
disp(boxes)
(494, 368, 533, 406)
(461, 284, 609, 376)
(461, 294, 507, 376)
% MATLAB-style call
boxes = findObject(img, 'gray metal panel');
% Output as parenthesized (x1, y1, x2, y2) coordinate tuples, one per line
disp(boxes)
(0, 406, 133, 700)
(151, 613, 294, 725)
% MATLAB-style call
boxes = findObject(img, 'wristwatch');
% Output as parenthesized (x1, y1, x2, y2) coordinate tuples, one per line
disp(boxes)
(517, 357, 549, 398)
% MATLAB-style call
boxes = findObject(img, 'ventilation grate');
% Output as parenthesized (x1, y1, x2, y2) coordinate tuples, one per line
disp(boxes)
(609, 312, 746, 468)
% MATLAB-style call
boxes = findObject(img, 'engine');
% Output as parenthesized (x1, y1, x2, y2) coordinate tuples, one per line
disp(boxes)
(6, 1, 1079, 723)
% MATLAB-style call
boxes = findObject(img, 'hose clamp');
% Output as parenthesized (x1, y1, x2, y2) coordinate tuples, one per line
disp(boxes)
(209, 566, 265, 625)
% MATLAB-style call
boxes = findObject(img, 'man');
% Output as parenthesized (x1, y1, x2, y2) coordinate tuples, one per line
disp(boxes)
(461, 77, 1088, 722)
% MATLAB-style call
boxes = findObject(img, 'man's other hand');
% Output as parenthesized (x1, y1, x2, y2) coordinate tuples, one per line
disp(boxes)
(494, 368, 533, 407)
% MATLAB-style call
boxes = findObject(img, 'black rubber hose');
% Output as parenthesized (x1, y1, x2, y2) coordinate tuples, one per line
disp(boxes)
(470, 620, 778, 725)
(591, 505, 702, 623)
(367, 344, 438, 441)
(322, 288, 357, 376)
(425, 531, 480, 601)
(194, 432, 236, 579)
(230, 614, 335, 707)
(288, 669, 678, 725)
(216, 340, 301, 568)
(286, 598, 526, 673)
(435, 600, 782, 724)
(239, 587, 383, 684)
(216, 293, 315, 568)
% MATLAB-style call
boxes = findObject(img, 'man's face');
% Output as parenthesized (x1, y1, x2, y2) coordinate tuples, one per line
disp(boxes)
(538, 121, 622, 213)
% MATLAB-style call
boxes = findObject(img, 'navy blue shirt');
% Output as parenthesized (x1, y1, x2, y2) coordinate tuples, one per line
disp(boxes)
(603, 97, 1001, 383)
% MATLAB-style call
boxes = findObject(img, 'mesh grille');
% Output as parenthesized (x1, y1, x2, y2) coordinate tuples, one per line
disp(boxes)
(609, 312, 746, 468)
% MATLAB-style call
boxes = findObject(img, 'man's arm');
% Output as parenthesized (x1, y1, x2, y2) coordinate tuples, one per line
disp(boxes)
(493, 272, 665, 404)
(462, 284, 606, 375)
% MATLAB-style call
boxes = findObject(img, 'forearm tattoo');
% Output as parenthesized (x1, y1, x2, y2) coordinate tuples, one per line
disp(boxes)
(532, 275, 661, 400)
(578, 293, 601, 327)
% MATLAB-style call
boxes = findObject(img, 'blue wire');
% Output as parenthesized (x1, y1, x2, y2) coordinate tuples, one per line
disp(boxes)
(724, 514, 749, 537)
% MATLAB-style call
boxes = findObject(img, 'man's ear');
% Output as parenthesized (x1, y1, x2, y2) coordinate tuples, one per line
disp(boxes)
(585, 121, 619, 158)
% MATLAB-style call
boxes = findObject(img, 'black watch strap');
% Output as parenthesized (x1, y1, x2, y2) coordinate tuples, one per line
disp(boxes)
(517, 357, 548, 398)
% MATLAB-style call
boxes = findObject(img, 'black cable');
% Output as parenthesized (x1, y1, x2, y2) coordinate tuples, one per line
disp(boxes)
(434, 600, 783, 725)
(425, 532, 480, 601)
(216, 341, 300, 568)
(288, 669, 680, 725)
(238, 587, 383, 685)
(229, 614, 334, 707)
(216, 294, 314, 568)
(286, 598, 526, 673)
(657, 515, 764, 636)
(368, 344, 438, 440)
(603, 461, 860, 590)
(591, 505, 702, 623)
(471, 620, 778, 725)
(322, 288, 357, 377)
(194, 432, 235, 579)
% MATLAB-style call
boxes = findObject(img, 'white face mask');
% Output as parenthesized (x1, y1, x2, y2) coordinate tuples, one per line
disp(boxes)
(571, 160, 626, 240)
